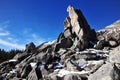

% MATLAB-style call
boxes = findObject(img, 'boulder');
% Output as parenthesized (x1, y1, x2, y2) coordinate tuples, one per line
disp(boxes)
(94, 39, 109, 49)
(109, 46, 120, 64)
(10, 77, 21, 80)
(21, 64, 32, 78)
(13, 52, 30, 62)
(57, 69, 90, 79)
(25, 42, 36, 53)
(71, 38, 88, 51)
(37, 40, 56, 53)
(109, 40, 118, 47)
(88, 62, 120, 80)
(27, 67, 40, 80)
(55, 38, 73, 52)
(73, 51, 99, 61)
(60, 49, 75, 64)
(63, 74, 82, 80)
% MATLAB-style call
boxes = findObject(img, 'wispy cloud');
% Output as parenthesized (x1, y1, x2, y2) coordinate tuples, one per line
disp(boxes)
(0, 21, 25, 50)
(0, 21, 46, 50)
(23, 29, 46, 45)
(0, 20, 10, 29)
(0, 24, 10, 36)
(31, 33, 45, 45)
(0, 31, 10, 36)
(0, 39, 25, 50)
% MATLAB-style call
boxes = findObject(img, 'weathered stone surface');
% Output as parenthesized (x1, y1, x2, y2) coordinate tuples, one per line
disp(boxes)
(64, 27, 72, 38)
(63, 74, 82, 80)
(21, 64, 32, 78)
(66, 5, 96, 40)
(63, 5, 97, 51)
(88, 62, 120, 80)
(25, 42, 36, 53)
(37, 40, 56, 53)
(55, 38, 73, 52)
(94, 39, 109, 49)
(27, 67, 39, 80)
(109, 40, 118, 47)
(97, 20, 120, 43)
(9, 77, 21, 80)
(109, 46, 120, 64)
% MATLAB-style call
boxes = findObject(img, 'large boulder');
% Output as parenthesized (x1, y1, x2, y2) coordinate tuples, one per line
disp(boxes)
(27, 67, 39, 80)
(88, 62, 120, 80)
(25, 42, 36, 53)
(55, 38, 73, 52)
(21, 64, 32, 78)
(37, 40, 56, 53)
(109, 46, 120, 64)
(63, 74, 82, 80)
(109, 40, 118, 47)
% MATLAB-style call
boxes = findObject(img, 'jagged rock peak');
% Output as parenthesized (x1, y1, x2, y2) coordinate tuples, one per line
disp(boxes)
(64, 5, 96, 41)
(56, 5, 97, 51)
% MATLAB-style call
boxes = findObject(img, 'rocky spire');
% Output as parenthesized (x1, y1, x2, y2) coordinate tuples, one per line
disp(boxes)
(55, 5, 97, 51)
(64, 5, 96, 41)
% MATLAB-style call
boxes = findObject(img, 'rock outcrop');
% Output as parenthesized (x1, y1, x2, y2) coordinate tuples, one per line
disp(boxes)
(0, 6, 120, 80)
(96, 20, 120, 49)
(56, 5, 96, 52)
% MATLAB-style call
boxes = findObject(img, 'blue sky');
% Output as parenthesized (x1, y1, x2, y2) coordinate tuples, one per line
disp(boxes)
(0, 0, 120, 50)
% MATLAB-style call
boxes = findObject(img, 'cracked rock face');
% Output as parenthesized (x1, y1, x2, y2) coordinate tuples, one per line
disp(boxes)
(61, 5, 97, 51)
(88, 62, 120, 80)
(0, 5, 120, 80)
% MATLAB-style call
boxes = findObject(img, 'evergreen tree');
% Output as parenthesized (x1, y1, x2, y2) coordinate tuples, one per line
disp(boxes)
(0, 49, 23, 63)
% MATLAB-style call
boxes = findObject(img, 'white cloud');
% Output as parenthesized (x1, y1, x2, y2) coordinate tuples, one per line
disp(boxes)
(0, 21, 25, 50)
(0, 21, 46, 50)
(7, 37, 19, 43)
(23, 29, 46, 45)
(0, 39, 25, 50)
(0, 24, 10, 36)
(30, 33, 45, 45)
(0, 31, 10, 36)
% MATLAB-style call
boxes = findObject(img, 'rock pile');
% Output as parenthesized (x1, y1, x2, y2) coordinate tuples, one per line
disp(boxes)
(0, 6, 120, 80)
(96, 20, 120, 49)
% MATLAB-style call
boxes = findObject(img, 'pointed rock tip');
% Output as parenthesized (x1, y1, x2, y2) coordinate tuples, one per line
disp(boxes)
(67, 5, 74, 12)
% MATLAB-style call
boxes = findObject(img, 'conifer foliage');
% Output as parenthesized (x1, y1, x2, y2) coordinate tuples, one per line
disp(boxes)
(0, 49, 23, 63)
